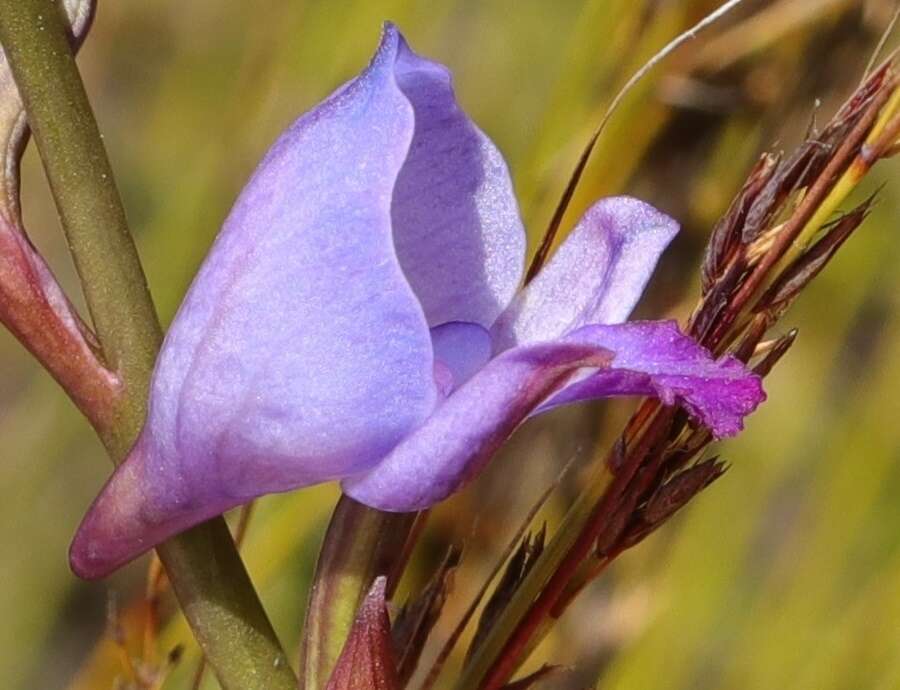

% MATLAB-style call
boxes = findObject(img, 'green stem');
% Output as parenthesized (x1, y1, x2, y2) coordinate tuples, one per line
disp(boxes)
(300, 496, 417, 690)
(0, 2, 296, 688)
(0, 0, 156, 451)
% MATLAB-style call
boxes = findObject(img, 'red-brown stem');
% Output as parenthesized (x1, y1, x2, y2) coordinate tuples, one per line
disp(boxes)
(864, 110, 900, 162)
(0, 225, 121, 433)
(707, 77, 894, 349)
(551, 557, 613, 618)
(478, 508, 619, 689)
(478, 407, 674, 690)
(423, 473, 565, 690)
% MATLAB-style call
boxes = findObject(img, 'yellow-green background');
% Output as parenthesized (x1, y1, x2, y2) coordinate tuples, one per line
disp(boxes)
(1, 1, 898, 688)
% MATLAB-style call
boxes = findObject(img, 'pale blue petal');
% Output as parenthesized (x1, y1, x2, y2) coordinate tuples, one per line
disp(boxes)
(492, 196, 678, 350)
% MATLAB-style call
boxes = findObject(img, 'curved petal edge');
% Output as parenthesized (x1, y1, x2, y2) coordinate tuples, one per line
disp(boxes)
(492, 196, 678, 350)
(543, 320, 765, 437)
(391, 34, 526, 328)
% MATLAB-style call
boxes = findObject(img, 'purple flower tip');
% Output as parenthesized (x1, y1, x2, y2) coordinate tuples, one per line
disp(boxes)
(70, 24, 764, 577)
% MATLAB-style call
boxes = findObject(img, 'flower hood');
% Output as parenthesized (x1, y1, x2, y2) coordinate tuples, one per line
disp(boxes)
(70, 24, 764, 579)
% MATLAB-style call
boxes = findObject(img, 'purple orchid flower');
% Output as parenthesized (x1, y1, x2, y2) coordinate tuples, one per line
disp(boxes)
(70, 24, 764, 579)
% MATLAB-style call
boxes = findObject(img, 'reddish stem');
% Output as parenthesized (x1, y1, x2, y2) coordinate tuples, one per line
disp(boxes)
(707, 74, 895, 350)
(0, 222, 121, 432)
(479, 406, 674, 690)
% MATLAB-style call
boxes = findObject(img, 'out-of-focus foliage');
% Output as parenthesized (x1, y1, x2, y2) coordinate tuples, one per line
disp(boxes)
(0, 1, 897, 689)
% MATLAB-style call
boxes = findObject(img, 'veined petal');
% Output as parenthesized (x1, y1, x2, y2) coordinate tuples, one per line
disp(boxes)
(343, 342, 613, 511)
(71, 25, 439, 578)
(542, 320, 765, 437)
(491, 197, 678, 350)
(391, 34, 526, 328)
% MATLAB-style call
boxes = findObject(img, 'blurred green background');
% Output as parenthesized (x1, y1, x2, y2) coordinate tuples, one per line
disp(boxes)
(1, 1, 898, 688)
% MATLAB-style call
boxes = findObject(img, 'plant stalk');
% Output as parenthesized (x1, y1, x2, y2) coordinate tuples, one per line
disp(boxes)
(0, 2, 296, 688)
(300, 496, 418, 690)
(455, 462, 615, 689)
(458, 404, 670, 689)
